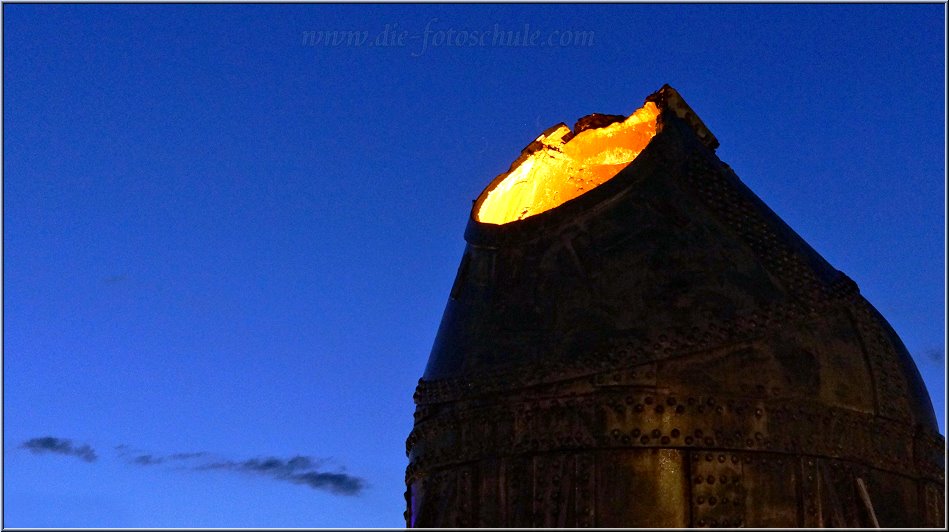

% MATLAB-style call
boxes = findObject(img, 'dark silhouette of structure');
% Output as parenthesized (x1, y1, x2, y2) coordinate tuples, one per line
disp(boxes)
(405, 85, 944, 527)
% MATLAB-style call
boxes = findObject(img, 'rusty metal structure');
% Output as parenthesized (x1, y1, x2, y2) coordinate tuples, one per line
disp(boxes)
(405, 85, 945, 527)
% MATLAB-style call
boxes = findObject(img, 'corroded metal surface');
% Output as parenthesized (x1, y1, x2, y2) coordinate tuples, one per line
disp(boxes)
(406, 85, 944, 527)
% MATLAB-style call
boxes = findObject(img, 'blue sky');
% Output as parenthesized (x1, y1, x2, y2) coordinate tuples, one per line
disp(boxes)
(2, 3, 945, 528)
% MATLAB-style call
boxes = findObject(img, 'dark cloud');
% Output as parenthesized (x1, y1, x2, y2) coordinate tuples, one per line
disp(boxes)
(21, 437, 97, 462)
(288, 470, 365, 495)
(132, 454, 165, 466)
(925, 347, 944, 364)
(102, 274, 127, 285)
(117, 445, 364, 496)
(197, 455, 364, 496)
(199, 455, 318, 474)
(122, 448, 207, 466)
(169, 452, 208, 460)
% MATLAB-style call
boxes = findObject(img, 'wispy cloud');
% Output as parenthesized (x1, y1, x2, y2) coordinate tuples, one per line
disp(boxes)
(195, 455, 364, 495)
(131, 454, 165, 466)
(119, 447, 365, 496)
(21, 437, 97, 462)
(924, 347, 944, 364)
(116, 445, 208, 467)
(169, 452, 208, 460)
(26, 438, 365, 496)
(102, 274, 127, 285)
(288, 470, 365, 495)
(197, 455, 319, 474)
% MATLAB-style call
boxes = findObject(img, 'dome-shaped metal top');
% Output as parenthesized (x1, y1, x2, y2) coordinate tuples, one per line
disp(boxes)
(407, 86, 943, 528)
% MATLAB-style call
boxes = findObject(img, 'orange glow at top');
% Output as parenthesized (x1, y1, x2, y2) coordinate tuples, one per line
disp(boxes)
(475, 101, 660, 225)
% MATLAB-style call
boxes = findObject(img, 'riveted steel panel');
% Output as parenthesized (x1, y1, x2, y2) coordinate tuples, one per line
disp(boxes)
(740, 452, 799, 527)
(690, 450, 745, 527)
(595, 449, 687, 527)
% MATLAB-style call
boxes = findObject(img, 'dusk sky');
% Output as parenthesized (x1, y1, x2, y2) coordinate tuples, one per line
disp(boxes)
(2, 3, 945, 528)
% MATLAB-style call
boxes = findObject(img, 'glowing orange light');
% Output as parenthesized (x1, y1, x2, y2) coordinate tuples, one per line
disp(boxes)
(475, 101, 660, 225)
